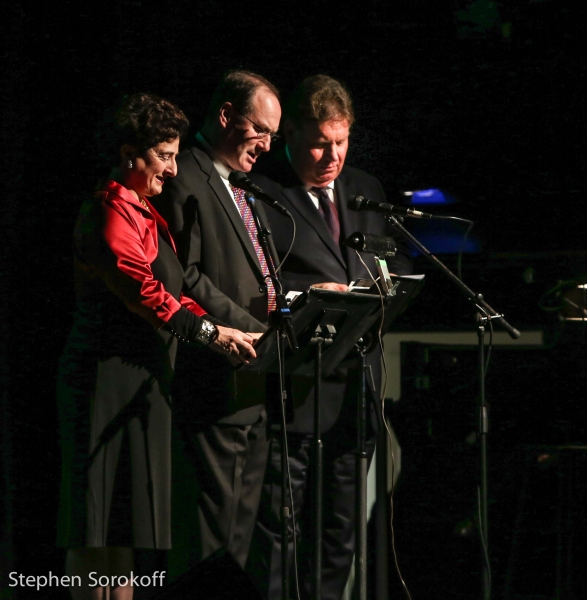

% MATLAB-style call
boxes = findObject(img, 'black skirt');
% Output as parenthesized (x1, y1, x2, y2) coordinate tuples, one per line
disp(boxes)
(57, 233, 183, 549)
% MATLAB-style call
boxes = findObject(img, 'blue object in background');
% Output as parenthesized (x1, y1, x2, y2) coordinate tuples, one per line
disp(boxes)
(400, 189, 481, 255)
(404, 188, 456, 205)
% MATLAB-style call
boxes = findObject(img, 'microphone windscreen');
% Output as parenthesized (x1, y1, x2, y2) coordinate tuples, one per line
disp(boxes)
(344, 231, 396, 256)
(347, 196, 366, 211)
(228, 170, 248, 187)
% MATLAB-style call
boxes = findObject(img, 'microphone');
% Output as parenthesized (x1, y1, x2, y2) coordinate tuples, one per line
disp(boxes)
(228, 171, 291, 216)
(344, 231, 396, 256)
(348, 195, 434, 219)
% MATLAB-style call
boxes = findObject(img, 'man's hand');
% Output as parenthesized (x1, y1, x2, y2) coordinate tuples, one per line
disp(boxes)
(210, 326, 257, 364)
(311, 282, 349, 292)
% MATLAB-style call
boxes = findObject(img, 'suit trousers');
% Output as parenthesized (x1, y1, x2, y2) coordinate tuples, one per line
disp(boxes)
(168, 413, 270, 578)
(246, 427, 376, 600)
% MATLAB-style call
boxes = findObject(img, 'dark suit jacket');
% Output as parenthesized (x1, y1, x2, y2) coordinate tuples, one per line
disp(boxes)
(153, 140, 277, 426)
(249, 151, 412, 433)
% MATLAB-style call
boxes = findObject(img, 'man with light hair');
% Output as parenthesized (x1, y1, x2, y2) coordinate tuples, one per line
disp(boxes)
(245, 74, 412, 598)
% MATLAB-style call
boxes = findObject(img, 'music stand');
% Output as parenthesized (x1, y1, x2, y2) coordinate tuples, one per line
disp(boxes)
(244, 277, 422, 377)
(335, 275, 424, 600)
(242, 279, 423, 599)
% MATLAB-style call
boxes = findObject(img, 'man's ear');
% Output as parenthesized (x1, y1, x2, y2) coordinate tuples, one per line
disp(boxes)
(219, 102, 234, 129)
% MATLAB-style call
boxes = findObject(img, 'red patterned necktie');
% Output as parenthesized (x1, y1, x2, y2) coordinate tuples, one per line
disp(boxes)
(231, 185, 277, 312)
(312, 186, 340, 244)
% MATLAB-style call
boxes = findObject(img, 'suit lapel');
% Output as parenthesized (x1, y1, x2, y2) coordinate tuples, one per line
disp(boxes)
(274, 159, 346, 270)
(190, 143, 263, 272)
(335, 171, 361, 278)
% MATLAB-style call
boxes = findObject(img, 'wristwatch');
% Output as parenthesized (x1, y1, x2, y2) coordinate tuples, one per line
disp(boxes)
(195, 319, 219, 345)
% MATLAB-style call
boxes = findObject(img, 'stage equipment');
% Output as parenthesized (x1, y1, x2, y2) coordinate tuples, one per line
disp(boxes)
(348, 195, 435, 219)
(376, 209, 520, 600)
(344, 231, 397, 256)
(228, 170, 291, 216)
(539, 279, 587, 322)
(245, 277, 423, 600)
(561, 283, 587, 321)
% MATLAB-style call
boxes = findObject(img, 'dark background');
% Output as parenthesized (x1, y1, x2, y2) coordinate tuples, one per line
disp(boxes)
(1, 0, 585, 598)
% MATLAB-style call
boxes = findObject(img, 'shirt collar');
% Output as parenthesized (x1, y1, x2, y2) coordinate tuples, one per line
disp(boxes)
(196, 131, 232, 181)
(308, 181, 335, 193)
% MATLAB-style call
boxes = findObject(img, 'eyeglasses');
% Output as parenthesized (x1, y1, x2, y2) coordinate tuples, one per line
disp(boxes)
(235, 108, 280, 143)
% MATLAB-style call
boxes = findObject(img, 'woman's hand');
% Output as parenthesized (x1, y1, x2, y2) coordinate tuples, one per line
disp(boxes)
(210, 326, 257, 364)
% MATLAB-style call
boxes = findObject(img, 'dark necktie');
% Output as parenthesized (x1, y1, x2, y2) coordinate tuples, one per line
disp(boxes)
(231, 185, 277, 312)
(312, 186, 340, 244)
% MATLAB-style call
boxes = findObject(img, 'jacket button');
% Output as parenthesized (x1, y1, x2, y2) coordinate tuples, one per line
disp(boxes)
(259, 285, 266, 293)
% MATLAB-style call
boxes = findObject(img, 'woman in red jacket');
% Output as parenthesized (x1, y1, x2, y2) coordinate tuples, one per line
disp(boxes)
(57, 94, 256, 599)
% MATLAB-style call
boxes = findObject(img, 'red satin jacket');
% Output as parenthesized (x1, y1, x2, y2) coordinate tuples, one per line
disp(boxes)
(75, 179, 206, 329)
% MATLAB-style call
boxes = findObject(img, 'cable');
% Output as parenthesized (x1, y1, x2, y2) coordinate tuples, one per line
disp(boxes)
(474, 305, 493, 599)
(477, 486, 492, 597)
(276, 329, 301, 600)
(475, 303, 495, 378)
(355, 251, 413, 600)
(274, 214, 296, 273)
(454, 218, 474, 281)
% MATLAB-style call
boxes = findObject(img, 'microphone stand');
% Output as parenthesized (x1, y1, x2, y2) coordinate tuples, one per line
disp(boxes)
(246, 193, 298, 352)
(246, 193, 298, 600)
(385, 215, 520, 600)
(355, 340, 370, 600)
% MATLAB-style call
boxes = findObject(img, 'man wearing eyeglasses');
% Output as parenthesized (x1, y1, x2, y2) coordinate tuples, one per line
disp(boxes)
(244, 74, 412, 599)
(153, 70, 281, 573)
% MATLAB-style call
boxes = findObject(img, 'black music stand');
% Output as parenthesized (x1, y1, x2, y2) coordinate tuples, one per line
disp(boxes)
(243, 278, 423, 599)
(244, 277, 423, 377)
(245, 288, 377, 376)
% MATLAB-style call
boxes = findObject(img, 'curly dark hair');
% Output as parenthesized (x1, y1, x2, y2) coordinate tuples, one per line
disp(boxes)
(284, 74, 354, 128)
(115, 93, 190, 152)
(206, 70, 280, 120)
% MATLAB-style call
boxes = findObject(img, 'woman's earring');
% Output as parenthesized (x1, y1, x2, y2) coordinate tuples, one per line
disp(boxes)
(127, 159, 133, 169)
